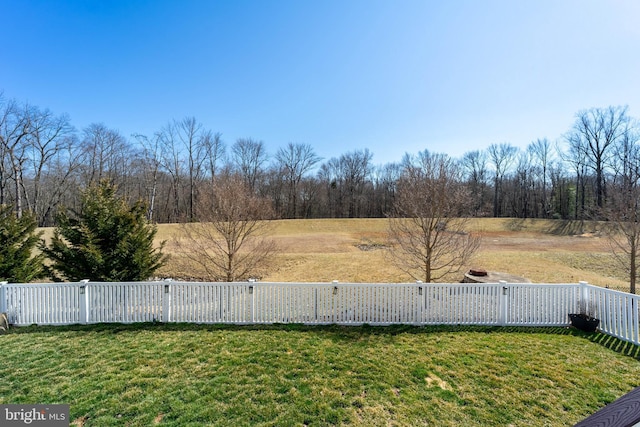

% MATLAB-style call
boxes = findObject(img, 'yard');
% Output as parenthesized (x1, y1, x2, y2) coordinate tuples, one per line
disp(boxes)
(10, 218, 640, 425)
(2, 323, 639, 426)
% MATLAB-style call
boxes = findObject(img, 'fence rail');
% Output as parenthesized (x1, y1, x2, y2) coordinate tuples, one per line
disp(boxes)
(1, 280, 639, 345)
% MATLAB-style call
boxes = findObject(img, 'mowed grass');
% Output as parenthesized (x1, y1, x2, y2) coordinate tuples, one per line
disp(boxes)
(2, 323, 640, 426)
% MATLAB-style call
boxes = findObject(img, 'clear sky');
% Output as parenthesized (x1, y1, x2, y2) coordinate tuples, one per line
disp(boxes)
(2, 0, 639, 164)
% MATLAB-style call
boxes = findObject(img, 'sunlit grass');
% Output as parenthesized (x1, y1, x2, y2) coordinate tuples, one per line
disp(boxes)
(155, 218, 629, 287)
(2, 323, 639, 426)
(42, 218, 631, 288)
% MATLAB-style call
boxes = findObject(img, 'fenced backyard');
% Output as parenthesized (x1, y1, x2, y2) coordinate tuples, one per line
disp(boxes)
(1, 280, 639, 345)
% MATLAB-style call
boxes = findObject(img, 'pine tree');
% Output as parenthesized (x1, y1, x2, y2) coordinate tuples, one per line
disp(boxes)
(42, 181, 166, 281)
(0, 205, 45, 282)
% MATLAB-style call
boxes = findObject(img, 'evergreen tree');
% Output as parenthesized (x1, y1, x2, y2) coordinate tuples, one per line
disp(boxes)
(0, 205, 45, 282)
(42, 181, 166, 281)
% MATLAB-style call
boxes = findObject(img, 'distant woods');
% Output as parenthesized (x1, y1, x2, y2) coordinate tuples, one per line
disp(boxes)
(1, 92, 639, 226)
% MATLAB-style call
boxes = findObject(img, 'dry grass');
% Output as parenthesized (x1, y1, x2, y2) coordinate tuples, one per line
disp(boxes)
(151, 218, 631, 289)
(38, 217, 630, 287)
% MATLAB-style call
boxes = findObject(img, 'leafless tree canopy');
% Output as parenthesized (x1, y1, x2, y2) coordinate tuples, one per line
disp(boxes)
(231, 138, 268, 193)
(275, 142, 322, 218)
(171, 176, 277, 281)
(601, 120, 640, 293)
(461, 150, 489, 217)
(566, 106, 630, 214)
(488, 142, 518, 218)
(387, 151, 480, 282)
(2, 93, 640, 235)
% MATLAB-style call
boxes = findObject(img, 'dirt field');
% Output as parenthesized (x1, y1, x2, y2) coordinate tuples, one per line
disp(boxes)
(156, 218, 630, 290)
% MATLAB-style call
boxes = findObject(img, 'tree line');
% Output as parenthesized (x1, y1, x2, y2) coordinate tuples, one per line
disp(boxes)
(1, 92, 638, 226)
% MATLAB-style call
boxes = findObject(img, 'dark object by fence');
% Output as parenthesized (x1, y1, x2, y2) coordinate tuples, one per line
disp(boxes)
(462, 270, 531, 284)
(569, 313, 600, 332)
(468, 268, 488, 277)
(574, 386, 640, 426)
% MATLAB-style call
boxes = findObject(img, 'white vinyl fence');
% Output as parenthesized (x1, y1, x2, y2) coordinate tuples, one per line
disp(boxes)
(1, 280, 639, 345)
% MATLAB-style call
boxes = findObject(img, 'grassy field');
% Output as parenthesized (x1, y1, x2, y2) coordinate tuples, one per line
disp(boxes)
(2, 323, 640, 426)
(20, 218, 638, 426)
(156, 218, 629, 289)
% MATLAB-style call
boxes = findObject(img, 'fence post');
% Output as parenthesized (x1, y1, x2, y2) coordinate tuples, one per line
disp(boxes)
(416, 280, 424, 325)
(162, 279, 172, 323)
(248, 279, 255, 324)
(79, 279, 89, 324)
(499, 280, 508, 326)
(332, 281, 339, 324)
(633, 297, 640, 345)
(0, 281, 7, 315)
(579, 281, 589, 315)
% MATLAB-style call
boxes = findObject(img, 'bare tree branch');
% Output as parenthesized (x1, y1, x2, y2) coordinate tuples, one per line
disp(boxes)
(387, 151, 480, 282)
(171, 175, 278, 281)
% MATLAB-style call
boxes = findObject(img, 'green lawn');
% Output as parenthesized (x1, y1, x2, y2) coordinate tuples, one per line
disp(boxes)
(2, 324, 639, 426)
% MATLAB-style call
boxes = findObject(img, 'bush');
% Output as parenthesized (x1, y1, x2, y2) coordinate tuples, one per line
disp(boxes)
(41, 181, 166, 281)
(0, 205, 45, 282)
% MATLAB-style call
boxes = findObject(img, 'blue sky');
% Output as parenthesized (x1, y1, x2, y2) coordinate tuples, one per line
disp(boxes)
(2, 0, 639, 164)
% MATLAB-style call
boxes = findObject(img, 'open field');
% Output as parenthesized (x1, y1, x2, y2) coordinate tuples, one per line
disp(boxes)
(2, 323, 640, 426)
(154, 218, 629, 289)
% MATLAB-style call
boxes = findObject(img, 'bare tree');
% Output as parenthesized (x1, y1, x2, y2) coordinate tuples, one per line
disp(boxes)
(567, 106, 629, 212)
(0, 98, 31, 217)
(23, 107, 75, 221)
(561, 135, 590, 220)
(298, 175, 322, 218)
(133, 133, 163, 221)
(548, 162, 572, 219)
(340, 148, 374, 218)
(79, 123, 132, 189)
(611, 119, 640, 198)
(275, 142, 322, 218)
(317, 157, 342, 217)
(316, 149, 376, 218)
(157, 122, 184, 222)
(602, 121, 640, 293)
(488, 143, 518, 217)
(231, 138, 268, 192)
(528, 138, 555, 218)
(603, 186, 640, 294)
(461, 150, 489, 216)
(202, 130, 225, 185)
(171, 175, 277, 281)
(36, 136, 84, 226)
(387, 151, 480, 282)
(371, 162, 401, 217)
(176, 117, 206, 221)
(262, 164, 286, 217)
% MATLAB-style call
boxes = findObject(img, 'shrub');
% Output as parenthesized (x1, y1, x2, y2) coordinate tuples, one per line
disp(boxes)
(41, 181, 166, 281)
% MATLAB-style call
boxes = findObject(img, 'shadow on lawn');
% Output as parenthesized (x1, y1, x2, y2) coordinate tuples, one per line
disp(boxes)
(585, 331, 640, 359)
(504, 217, 598, 236)
(8, 322, 640, 358)
(7, 322, 557, 336)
